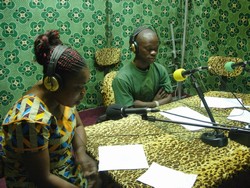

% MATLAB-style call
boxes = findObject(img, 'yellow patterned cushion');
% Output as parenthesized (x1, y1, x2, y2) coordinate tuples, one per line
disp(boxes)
(101, 71, 117, 106)
(95, 48, 121, 66)
(208, 56, 243, 77)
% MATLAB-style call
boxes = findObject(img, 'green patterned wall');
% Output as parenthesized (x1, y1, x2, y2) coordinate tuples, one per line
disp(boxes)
(0, 0, 249, 124)
(184, 0, 249, 94)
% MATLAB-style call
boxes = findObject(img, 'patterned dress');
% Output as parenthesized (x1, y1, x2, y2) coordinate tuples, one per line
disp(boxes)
(0, 95, 87, 187)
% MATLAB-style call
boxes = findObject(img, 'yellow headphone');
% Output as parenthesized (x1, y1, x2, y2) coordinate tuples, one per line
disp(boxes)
(129, 25, 156, 54)
(43, 45, 68, 91)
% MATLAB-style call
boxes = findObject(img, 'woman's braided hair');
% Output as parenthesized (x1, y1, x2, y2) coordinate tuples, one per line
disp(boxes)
(34, 30, 87, 75)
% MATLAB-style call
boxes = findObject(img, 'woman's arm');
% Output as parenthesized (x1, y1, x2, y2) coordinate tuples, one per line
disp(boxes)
(74, 111, 87, 146)
(22, 149, 78, 188)
(72, 111, 100, 187)
(72, 111, 97, 175)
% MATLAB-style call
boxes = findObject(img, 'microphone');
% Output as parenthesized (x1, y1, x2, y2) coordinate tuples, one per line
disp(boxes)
(173, 66, 208, 81)
(207, 56, 244, 77)
(106, 104, 160, 120)
(173, 56, 246, 81)
(224, 61, 249, 72)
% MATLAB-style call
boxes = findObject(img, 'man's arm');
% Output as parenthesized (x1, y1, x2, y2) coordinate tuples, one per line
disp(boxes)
(133, 88, 172, 108)
(133, 63, 173, 108)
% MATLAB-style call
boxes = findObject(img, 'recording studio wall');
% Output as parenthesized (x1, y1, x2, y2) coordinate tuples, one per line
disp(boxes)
(183, 0, 249, 95)
(0, 0, 249, 124)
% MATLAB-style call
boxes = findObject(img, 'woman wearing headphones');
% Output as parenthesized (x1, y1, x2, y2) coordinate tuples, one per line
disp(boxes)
(1, 30, 101, 188)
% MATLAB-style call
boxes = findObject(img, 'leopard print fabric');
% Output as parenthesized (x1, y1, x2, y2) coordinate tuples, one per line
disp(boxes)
(101, 71, 117, 106)
(86, 91, 250, 187)
(208, 56, 243, 77)
(95, 48, 121, 66)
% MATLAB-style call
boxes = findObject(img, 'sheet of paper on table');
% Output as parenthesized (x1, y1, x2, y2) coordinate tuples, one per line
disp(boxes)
(98, 144, 149, 171)
(137, 162, 197, 188)
(228, 108, 250, 124)
(160, 106, 214, 131)
(202, 97, 243, 108)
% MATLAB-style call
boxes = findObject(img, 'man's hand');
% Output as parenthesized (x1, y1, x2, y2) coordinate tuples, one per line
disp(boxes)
(153, 88, 168, 101)
(133, 88, 172, 108)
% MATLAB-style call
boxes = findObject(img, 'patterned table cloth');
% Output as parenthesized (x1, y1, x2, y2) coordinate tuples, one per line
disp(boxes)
(85, 91, 250, 188)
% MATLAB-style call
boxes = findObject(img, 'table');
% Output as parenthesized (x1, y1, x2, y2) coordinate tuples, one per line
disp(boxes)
(85, 91, 250, 188)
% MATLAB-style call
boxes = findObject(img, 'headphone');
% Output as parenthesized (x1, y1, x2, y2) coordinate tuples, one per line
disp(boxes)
(43, 45, 68, 92)
(129, 25, 156, 54)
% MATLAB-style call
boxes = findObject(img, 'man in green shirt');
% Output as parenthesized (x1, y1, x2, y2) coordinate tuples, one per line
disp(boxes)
(112, 25, 173, 108)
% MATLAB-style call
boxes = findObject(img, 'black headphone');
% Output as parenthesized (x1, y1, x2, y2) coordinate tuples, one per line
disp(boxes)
(129, 25, 156, 54)
(43, 45, 68, 92)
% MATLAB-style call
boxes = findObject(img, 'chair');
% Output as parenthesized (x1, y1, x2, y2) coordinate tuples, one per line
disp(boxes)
(95, 48, 121, 67)
(94, 48, 120, 122)
(95, 47, 121, 75)
(101, 71, 117, 107)
(95, 47, 121, 107)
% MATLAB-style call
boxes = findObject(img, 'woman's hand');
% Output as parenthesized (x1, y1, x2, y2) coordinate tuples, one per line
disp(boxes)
(77, 152, 101, 188)
(79, 152, 97, 178)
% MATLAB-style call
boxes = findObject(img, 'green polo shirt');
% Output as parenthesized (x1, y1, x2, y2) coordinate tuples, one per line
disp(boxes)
(112, 62, 173, 107)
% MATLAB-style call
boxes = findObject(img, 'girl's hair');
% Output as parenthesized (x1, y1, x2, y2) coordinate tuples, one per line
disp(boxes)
(34, 30, 87, 75)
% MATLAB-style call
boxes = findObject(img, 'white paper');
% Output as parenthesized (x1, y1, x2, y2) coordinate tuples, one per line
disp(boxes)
(98, 144, 149, 171)
(202, 97, 243, 108)
(160, 106, 213, 131)
(227, 108, 250, 123)
(137, 162, 197, 188)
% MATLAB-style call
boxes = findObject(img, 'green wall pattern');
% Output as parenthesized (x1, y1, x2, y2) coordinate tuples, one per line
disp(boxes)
(0, 0, 249, 124)
(184, 0, 249, 94)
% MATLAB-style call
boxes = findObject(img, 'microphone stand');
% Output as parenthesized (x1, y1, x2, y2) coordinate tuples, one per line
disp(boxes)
(188, 74, 228, 147)
(140, 113, 250, 147)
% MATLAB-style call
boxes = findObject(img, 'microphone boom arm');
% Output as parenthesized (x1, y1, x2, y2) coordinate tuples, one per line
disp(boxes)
(188, 74, 228, 147)
(190, 74, 216, 123)
(141, 114, 250, 147)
